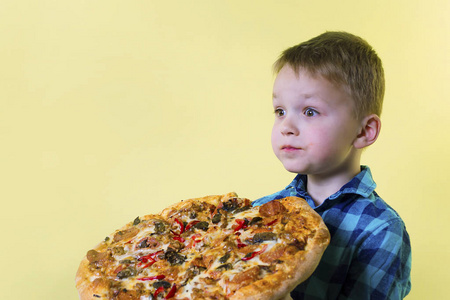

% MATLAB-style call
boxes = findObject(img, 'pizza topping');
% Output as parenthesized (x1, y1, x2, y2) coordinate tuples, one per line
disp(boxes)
(173, 218, 185, 234)
(228, 266, 262, 292)
(165, 284, 177, 298)
(266, 218, 279, 227)
(113, 227, 139, 243)
(192, 221, 209, 231)
(149, 282, 178, 299)
(290, 238, 307, 251)
(137, 237, 160, 249)
(189, 257, 206, 269)
(185, 220, 200, 231)
(184, 265, 206, 282)
(211, 213, 222, 224)
(233, 205, 252, 214)
(153, 286, 165, 298)
(234, 232, 248, 249)
(241, 244, 268, 261)
(190, 288, 227, 300)
(119, 259, 133, 265)
(136, 250, 163, 269)
(233, 218, 249, 232)
(219, 252, 231, 264)
(249, 216, 263, 225)
(216, 263, 233, 271)
(164, 248, 186, 265)
(199, 276, 217, 285)
(154, 221, 167, 234)
(153, 280, 172, 289)
(188, 210, 197, 219)
(137, 275, 166, 281)
(115, 289, 140, 300)
(281, 215, 290, 225)
(259, 244, 286, 264)
(222, 198, 239, 212)
(259, 200, 286, 217)
(203, 254, 216, 269)
(252, 232, 277, 244)
(172, 236, 185, 244)
(112, 246, 126, 255)
(86, 249, 108, 264)
(116, 267, 137, 279)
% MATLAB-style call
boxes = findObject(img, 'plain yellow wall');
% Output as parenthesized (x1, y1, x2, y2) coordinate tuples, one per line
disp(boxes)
(1, 0, 449, 299)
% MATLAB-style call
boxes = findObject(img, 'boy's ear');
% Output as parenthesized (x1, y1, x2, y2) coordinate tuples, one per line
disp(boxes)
(353, 114, 381, 149)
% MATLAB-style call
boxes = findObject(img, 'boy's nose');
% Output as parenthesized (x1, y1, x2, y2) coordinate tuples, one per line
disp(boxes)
(280, 117, 299, 136)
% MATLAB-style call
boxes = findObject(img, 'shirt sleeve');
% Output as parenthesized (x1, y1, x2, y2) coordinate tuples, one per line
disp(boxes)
(339, 219, 412, 300)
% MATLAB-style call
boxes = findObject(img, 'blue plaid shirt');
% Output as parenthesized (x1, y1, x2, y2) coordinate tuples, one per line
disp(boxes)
(253, 166, 411, 299)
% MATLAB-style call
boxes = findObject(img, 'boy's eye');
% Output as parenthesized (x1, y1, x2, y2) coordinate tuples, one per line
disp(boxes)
(274, 108, 285, 117)
(304, 108, 318, 117)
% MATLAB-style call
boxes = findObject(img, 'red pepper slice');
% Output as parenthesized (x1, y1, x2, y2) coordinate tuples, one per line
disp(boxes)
(185, 220, 200, 231)
(191, 233, 202, 241)
(138, 250, 163, 268)
(241, 244, 268, 261)
(174, 218, 185, 234)
(266, 219, 278, 226)
(140, 260, 156, 269)
(138, 255, 154, 264)
(234, 232, 246, 248)
(139, 250, 163, 262)
(164, 284, 177, 299)
(233, 219, 248, 232)
(186, 233, 202, 248)
(137, 275, 166, 281)
(236, 238, 247, 248)
(153, 286, 165, 298)
(172, 236, 185, 243)
(137, 256, 155, 268)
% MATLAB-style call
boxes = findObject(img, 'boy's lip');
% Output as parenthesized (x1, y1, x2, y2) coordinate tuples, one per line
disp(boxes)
(281, 145, 302, 151)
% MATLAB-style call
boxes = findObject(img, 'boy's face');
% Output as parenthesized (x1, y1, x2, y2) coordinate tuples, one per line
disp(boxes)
(271, 65, 362, 176)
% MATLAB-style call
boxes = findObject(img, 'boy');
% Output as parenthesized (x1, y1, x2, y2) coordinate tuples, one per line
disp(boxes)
(253, 32, 412, 299)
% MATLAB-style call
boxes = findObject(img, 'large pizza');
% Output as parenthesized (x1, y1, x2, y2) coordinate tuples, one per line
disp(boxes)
(75, 192, 330, 299)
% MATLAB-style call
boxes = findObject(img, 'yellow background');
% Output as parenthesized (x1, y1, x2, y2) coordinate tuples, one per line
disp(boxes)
(1, 1, 449, 299)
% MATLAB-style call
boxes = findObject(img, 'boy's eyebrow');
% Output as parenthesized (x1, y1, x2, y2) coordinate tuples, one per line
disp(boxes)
(272, 92, 315, 100)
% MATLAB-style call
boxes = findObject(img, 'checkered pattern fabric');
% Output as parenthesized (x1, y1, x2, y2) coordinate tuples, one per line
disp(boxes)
(253, 166, 412, 299)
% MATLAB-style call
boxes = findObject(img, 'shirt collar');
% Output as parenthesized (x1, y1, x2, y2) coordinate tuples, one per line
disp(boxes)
(286, 166, 377, 205)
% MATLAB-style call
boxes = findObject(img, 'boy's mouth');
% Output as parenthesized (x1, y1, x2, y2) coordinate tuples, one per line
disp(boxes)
(281, 145, 302, 151)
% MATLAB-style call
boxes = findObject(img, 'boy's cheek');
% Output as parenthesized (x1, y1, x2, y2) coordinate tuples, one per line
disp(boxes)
(270, 128, 280, 148)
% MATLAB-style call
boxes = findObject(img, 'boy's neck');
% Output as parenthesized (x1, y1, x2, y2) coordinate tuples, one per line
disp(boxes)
(305, 163, 361, 206)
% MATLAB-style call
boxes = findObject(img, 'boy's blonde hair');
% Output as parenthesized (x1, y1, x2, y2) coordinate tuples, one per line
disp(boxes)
(273, 31, 385, 119)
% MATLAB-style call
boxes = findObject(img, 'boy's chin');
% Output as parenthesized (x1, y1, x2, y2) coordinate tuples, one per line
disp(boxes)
(276, 156, 311, 174)
(281, 163, 307, 174)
